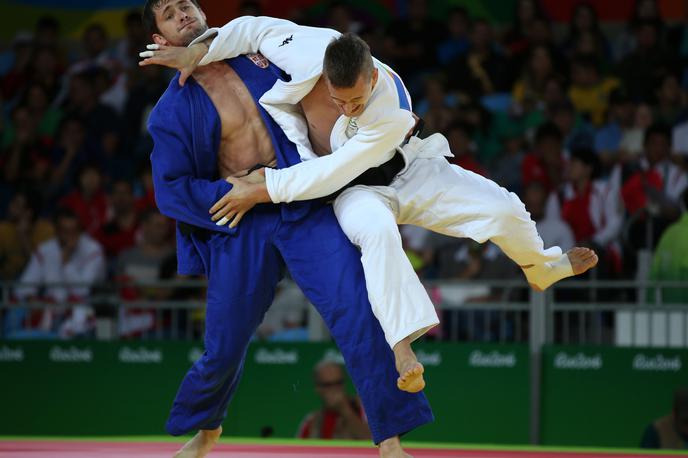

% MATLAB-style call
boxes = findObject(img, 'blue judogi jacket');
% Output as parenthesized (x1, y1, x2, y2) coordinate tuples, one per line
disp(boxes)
(148, 56, 311, 275)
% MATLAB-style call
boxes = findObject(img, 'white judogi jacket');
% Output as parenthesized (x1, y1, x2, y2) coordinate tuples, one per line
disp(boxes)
(190, 16, 448, 203)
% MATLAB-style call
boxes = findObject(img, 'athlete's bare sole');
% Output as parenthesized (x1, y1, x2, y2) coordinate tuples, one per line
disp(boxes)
(173, 426, 222, 458)
(524, 247, 599, 292)
(393, 337, 425, 393)
(397, 361, 425, 393)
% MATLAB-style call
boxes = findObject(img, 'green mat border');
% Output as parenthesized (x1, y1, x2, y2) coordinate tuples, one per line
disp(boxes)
(0, 437, 685, 455)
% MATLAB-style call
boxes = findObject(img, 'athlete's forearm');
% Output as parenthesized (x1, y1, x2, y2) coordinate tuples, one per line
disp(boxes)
(190, 16, 299, 66)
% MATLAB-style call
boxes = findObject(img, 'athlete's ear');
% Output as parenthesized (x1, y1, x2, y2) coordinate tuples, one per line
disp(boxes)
(152, 34, 169, 46)
(371, 67, 379, 86)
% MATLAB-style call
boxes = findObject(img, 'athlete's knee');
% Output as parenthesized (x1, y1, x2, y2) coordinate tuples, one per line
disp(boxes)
(337, 206, 397, 244)
(356, 214, 400, 247)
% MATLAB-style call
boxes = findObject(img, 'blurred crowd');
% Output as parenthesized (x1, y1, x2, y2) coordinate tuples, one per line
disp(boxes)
(377, 0, 688, 297)
(1, 0, 688, 339)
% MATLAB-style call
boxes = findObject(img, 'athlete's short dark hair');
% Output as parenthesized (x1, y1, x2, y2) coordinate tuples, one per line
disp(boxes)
(323, 33, 373, 88)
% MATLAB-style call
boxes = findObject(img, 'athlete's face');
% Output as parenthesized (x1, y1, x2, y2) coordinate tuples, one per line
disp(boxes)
(326, 68, 378, 118)
(151, 0, 208, 47)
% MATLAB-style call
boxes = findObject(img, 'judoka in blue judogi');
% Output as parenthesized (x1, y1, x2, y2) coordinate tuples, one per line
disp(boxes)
(148, 55, 433, 444)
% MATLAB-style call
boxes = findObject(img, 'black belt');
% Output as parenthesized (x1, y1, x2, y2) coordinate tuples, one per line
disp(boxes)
(357, 149, 406, 186)
(322, 116, 424, 201)
(322, 150, 406, 202)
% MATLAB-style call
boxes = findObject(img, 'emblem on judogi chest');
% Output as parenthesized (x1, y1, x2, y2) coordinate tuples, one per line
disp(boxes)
(247, 53, 269, 68)
(346, 118, 359, 138)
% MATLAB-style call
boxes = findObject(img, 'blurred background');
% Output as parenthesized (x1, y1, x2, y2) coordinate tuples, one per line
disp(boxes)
(0, 0, 687, 452)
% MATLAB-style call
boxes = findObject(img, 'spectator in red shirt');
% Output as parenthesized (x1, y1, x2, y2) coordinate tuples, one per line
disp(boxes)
(560, 148, 624, 274)
(96, 179, 139, 258)
(561, 148, 623, 246)
(297, 360, 371, 440)
(59, 164, 108, 236)
(135, 164, 157, 212)
(521, 122, 565, 193)
(624, 123, 688, 255)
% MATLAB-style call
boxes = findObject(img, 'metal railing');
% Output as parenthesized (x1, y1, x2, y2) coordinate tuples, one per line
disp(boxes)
(1, 278, 686, 344)
(545, 279, 688, 347)
(423, 279, 531, 343)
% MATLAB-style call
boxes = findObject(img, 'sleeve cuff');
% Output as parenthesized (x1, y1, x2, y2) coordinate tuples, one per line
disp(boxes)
(218, 176, 233, 196)
(188, 28, 219, 66)
(188, 28, 218, 47)
(264, 168, 283, 204)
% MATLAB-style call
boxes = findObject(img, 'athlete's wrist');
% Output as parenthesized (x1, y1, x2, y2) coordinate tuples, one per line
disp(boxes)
(250, 183, 271, 204)
(191, 41, 209, 66)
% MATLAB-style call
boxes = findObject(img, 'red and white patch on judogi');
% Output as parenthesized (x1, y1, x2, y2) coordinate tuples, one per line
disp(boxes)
(247, 53, 269, 68)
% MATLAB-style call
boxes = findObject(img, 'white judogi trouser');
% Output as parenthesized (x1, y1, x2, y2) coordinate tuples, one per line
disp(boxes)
(333, 134, 565, 349)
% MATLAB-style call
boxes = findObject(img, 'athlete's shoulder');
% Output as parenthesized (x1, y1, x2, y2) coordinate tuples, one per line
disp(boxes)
(149, 74, 195, 126)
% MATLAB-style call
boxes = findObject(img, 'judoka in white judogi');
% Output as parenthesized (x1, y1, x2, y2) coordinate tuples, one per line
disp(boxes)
(146, 16, 595, 355)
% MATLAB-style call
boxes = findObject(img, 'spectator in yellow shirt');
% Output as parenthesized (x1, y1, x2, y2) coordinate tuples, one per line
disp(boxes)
(568, 55, 619, 126)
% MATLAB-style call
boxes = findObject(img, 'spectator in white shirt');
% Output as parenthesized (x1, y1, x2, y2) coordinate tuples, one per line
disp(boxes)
(623, 124, 688, 266)
(559, 148, 624, 274)
(14, 207, 105, 338)
(644, 124, 688, 205)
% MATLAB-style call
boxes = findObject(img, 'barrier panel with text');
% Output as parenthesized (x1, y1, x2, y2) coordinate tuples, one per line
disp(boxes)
(540, 345, 687, 448)
(0, 341, 529, 444)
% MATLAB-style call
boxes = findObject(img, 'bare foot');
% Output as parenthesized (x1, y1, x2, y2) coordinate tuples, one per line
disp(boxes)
(397, 360, 425, 393)
(524, 247, 598, 291)
(568, 247, 598, 275)
(379, 436, 413, 458)
(393, 338, 425, 393)
(173, 426, 222, 458)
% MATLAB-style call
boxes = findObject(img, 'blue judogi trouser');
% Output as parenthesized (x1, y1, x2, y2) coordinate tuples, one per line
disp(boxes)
(165, 203, 433, 443)
(161, 56, 433, 444)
